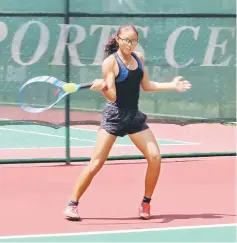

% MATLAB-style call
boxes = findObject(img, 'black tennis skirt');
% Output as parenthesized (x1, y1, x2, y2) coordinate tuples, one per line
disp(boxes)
(100, 102, 149, 137)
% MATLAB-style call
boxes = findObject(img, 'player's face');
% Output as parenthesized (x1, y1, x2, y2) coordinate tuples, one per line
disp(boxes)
(116, 30, 139, 55)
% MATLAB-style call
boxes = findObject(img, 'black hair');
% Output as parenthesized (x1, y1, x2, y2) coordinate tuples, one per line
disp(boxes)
(104, 34, 118, 56)
(104, 24, 139, 57)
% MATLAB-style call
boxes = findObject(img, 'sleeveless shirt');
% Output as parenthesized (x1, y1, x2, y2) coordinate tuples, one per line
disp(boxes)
(108, 52, 144, 110)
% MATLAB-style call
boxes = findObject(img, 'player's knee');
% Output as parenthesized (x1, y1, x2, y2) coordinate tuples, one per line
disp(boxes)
(148, 153, 161, 169)
(88, 157, 105, 176)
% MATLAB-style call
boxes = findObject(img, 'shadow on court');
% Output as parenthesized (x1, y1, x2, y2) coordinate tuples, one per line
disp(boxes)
(77, 213, 236, 225)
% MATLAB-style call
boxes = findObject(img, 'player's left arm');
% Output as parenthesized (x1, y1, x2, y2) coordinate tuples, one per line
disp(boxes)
(135, 52, 192, 92)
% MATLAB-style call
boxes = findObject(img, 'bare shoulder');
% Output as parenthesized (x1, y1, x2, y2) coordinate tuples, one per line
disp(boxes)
(102, 54, 116, 71)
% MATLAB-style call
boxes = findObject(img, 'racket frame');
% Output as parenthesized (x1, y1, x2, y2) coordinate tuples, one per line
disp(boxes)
(18, 76, 92, 113)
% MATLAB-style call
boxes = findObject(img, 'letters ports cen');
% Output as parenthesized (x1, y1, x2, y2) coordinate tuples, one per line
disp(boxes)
(0, 20, 235, 68)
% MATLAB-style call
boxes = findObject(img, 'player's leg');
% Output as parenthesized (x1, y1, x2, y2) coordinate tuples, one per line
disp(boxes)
(128, 128, 161, 219)
(64, 128, 117, 220)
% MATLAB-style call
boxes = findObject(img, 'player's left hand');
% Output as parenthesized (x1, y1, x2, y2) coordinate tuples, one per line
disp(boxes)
(172, 76, 192, 92)
(90, 79, 107, 91)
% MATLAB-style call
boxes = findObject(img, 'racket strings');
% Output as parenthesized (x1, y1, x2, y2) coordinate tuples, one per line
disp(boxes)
(21, 82, 61, 109)
(54, 88, 61, 96)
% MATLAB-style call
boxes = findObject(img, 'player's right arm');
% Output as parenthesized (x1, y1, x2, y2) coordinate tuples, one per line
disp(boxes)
(100, 56, 117, 102)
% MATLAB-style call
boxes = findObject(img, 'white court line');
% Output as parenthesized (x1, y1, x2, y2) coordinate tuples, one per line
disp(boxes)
(0, 127, 199, 146)
(0, 223, 235, 240)
(1, 118, 199, 145)
(70, 126, 98, 132)
(0, 142, 197, 150)
(0, 127, 96, 143)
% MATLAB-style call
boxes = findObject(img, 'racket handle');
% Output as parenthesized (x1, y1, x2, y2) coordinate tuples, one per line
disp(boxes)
(78, 82, 93, 89)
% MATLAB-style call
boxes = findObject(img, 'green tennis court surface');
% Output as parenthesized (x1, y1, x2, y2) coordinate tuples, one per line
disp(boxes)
(0, 224, 235, 242)
(0, 125, 197, 149)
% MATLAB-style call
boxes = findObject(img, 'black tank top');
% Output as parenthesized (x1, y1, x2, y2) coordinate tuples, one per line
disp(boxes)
(108, 52, 144, 110)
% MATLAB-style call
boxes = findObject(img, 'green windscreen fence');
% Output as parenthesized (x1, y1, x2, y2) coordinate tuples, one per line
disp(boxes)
(0, 0, 236, 164)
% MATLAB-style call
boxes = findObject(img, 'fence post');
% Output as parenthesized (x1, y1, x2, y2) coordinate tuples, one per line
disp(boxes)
(65, 0, 70, 165)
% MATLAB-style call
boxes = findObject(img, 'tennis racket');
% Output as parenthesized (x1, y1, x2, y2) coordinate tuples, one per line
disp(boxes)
(18, 76, 93, 113)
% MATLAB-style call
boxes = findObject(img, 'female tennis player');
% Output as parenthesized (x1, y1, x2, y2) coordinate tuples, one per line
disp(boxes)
(64, 24, 191, 220)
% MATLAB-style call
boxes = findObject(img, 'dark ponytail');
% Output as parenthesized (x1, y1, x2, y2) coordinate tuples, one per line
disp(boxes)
(104, 34, 118, 57)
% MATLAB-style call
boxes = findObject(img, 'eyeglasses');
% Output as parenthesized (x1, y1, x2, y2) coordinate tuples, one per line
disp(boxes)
(118, 36, 139, 45)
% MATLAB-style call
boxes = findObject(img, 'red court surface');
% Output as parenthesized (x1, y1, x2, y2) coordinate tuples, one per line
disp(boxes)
(0, 156, 236, 237)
